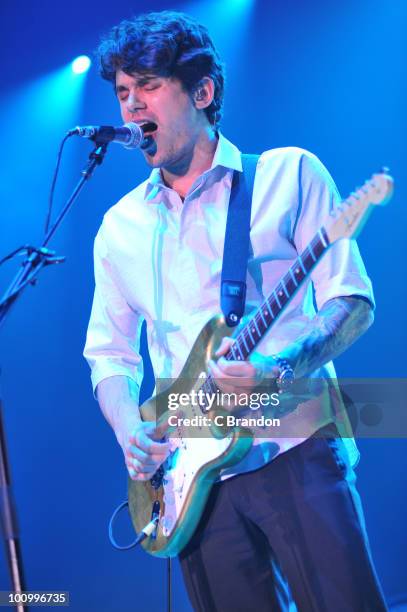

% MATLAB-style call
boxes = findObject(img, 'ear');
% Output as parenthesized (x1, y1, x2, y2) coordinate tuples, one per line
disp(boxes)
(193, 77, 215, 111)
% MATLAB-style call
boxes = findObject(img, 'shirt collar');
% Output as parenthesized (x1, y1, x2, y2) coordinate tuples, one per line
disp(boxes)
(144, 132, 242, 203)
(210, 132, 242, 172)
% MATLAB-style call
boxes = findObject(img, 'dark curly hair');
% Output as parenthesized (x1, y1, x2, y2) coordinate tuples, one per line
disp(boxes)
(97, 11, 225, 128)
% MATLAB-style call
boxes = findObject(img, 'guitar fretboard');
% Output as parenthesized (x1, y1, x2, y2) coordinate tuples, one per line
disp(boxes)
(200, 227, 330, 408)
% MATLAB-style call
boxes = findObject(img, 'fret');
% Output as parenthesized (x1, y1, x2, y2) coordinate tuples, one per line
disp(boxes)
(241, 324, 260, 352)
(237, 338, 248, 360)
(273, 290, 282, 309)
(246, 325, 256, 345)
(259, 308, 268, 328)
(275, 285, 288, 307)
(256, 312, 267, 334)
(243, 328, 255, 350)
(232, 343, 244, 361)
(267, 298, 277, 317)
(249, 321, 260, 343)
(283, 272, 297, 295)
(253, 316, 261, 337)
(289, 267, 298, 286)
(292, 263, 306, 283)
(255, 308, 268, 336)
(311, 235, 326, 259)
(237, 342, 245, 360)
(263, 303, 273, 321)
(281, 279, 290, 298)
(240, 331, 250, 354)
(302, 249, 316, 271)
(298, 256, 307, 275)
(308, 242, 317, 262)
(318, 228, 328, 248)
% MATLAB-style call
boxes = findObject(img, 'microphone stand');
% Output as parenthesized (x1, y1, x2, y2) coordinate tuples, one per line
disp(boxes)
(0, 141, 109, 608)
(0, 142, 108, 325)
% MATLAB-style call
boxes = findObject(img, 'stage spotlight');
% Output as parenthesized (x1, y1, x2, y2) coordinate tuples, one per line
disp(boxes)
(71, 55, 91, 75)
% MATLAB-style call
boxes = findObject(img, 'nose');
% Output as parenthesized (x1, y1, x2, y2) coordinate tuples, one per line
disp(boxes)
(126, 90, 146, 114)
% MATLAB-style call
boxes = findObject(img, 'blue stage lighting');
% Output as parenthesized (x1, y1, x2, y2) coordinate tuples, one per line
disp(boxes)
(71, 55, 91, 74)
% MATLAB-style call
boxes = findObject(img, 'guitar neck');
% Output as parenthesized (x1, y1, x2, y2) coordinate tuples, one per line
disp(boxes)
(200, 168, 393, 404)
(226, 227, 330, 361)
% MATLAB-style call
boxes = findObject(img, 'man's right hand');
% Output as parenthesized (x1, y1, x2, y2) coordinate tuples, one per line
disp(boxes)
(95, 377, 171, 482)
(122, 420, 171, 481)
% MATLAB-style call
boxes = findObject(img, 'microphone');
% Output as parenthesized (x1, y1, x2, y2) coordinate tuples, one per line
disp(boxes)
(67, 122, 157, 149)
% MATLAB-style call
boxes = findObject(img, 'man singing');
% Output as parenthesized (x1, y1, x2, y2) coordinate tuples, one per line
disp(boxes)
(84, 10, 387, 611)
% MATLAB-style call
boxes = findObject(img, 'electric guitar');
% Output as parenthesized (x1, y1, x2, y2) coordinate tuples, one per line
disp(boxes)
(128, 169, 393, 557)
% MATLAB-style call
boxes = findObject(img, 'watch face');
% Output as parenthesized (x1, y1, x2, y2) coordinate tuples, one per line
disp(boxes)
(278, 367, 295, 390)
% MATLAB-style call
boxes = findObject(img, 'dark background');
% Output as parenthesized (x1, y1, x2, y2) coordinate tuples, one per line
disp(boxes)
(0, 0, 406, 610)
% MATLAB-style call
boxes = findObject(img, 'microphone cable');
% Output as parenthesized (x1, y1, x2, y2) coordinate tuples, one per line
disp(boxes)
(44, 133, 71, 236)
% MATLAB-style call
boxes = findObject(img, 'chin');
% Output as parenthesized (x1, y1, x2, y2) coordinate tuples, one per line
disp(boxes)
(143, 152, 164, 169)
(143, 149, 175, 170)
(142, 140, 173, 169)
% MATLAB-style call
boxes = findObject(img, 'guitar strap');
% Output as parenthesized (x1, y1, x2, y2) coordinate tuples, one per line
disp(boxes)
(221, 153, 260, 327)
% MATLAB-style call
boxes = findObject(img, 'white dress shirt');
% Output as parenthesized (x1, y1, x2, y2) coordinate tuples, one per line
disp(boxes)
(84, 133, 374, 474)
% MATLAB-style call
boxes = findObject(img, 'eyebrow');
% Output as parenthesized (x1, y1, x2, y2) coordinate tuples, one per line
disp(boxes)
(115, 84, 129, 95)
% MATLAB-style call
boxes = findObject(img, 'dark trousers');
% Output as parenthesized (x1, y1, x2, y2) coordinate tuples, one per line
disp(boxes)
(179, 433, 388, 612)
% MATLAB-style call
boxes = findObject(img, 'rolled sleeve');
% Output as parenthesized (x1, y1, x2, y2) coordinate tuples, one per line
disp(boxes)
(83, 226, 144, 399)
(293, 151, 375, 311)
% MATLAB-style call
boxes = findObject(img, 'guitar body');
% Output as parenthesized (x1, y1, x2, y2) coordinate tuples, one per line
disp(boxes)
(128, 314, 254, 557)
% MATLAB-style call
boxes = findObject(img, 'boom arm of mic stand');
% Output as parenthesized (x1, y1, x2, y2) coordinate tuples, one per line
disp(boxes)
(0, 142, 108, 329)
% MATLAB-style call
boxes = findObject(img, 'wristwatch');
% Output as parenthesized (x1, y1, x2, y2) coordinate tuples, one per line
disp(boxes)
(273, 354, 295, 393)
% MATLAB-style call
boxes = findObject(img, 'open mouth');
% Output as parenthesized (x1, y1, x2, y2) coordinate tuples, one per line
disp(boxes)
(139, 121, 158, 136)
(138, 122, 158, 153)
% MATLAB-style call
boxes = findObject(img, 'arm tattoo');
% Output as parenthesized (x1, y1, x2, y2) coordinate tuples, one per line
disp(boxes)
(281, 296, 374, 377)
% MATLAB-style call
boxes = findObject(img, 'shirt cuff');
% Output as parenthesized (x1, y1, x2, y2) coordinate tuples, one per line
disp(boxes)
(90, 362, 142, 402)
(314, 272, 375, 311)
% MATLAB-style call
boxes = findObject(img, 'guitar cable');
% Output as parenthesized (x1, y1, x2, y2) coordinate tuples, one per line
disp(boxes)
(108, 500, 172, 611)
(108, 500, 159, 550)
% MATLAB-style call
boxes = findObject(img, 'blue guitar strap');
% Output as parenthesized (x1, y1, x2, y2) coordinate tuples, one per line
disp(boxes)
(221, 153, 260, 327)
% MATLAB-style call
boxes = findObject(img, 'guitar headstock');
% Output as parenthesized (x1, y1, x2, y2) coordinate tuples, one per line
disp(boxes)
(325, 170, 394, 244)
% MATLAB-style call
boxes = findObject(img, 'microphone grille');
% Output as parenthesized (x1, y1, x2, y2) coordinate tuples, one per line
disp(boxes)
(124, 122, 144, 149)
